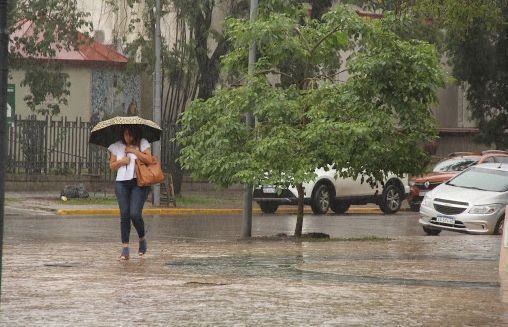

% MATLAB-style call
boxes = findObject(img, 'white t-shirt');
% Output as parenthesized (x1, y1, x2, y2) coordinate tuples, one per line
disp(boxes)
(108, 138, 151, 181)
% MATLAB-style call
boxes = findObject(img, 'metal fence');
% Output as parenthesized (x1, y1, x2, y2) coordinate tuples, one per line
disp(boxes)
(7, 115, 180, 181)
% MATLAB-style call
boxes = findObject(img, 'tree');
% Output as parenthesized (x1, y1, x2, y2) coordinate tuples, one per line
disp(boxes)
(346, 0, 507, 148)
(8, 1, 92, 115)
(111, 0, 249, 193)
(444, 1, 507, 148)
(177, 4, 445, 236)
(111, 1, 332, 193)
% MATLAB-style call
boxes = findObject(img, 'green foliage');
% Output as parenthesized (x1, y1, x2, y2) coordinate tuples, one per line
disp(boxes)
(116, 0, 249, 106)
(178, 5, 445, 191)
(19, 62, 71, 115)
(346, 0, 507, 148)
(8, 0, 92, 115)
(444, 1, 507, 148)
(415, 0, 501, 34)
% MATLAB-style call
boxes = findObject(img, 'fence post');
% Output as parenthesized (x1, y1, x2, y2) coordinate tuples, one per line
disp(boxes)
(78, 117, 82, 175)
(44, 115, 49, 174)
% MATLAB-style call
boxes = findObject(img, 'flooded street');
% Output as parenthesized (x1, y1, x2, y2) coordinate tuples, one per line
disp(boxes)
(2, 211, 508, 325)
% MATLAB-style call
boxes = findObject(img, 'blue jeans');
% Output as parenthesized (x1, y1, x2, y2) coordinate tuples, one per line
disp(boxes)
(115, 179, 150, 244)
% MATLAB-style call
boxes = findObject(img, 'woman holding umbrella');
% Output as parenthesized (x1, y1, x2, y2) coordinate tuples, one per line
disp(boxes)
(90, 116, 162, 260)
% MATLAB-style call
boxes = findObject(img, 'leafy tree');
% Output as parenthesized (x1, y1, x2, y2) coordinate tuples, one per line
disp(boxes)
(8, 0, 92, 115)
(109, 1, 332, 193)
(346, 0, 507, 148)
(444, 1, 507, 148)
(110, 0, 250, 193)
(177, 4, 445, 236)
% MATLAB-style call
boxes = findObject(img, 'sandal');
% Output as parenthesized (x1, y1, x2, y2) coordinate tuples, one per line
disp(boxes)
(139, 239, 147, 256)
(119, 247, 129, 260)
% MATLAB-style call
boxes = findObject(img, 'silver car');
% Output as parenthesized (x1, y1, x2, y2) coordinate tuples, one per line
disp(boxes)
(419, 163, 508, 235)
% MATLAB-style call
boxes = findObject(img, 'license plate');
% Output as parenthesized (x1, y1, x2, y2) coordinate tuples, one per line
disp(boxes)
(263, 187, 276, 194)
(436, 216, 455, 225)
(419, 190, 428, 196)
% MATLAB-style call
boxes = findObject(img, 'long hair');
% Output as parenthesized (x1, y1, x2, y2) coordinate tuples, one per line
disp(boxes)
(120, 125, 142, 146)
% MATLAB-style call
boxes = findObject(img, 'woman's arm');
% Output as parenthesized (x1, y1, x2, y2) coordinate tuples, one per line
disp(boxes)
(125, 146, 153, 164)
(109, 154, 130, 171)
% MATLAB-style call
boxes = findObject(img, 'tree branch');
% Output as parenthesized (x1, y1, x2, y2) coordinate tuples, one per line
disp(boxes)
(314, 68, 349, 82)
(293, 26, 312, 53)
(309, 26, 343, 56)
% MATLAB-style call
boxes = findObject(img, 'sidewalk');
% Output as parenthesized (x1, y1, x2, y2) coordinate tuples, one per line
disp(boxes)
(5, 190, 409, 216)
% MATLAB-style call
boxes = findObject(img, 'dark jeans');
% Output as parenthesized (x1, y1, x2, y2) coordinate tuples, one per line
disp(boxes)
(115, 179, 150, 244)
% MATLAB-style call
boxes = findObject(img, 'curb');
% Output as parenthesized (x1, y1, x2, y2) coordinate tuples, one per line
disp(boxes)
(56, 207, 410, 216)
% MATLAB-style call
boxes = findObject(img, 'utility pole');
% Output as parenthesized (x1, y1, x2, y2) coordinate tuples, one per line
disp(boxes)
(241, 0, 258, 238)
(153, 0, 162, 206)
(0, 0, 9, 295)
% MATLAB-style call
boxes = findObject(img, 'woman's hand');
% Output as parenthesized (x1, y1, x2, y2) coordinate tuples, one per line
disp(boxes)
(125, 146, 139, 154)
(118, 157, 130, 166)
(109, 154, 130, 171)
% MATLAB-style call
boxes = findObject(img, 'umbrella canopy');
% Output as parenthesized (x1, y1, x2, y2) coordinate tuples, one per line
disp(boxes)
(89, 116, 162, 148)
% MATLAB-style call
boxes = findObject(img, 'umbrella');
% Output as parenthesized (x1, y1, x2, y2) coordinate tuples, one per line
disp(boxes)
(89, 116, 162, 148)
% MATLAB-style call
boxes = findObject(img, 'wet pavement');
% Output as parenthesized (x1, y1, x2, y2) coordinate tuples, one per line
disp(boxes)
(2, 209, 508, 326)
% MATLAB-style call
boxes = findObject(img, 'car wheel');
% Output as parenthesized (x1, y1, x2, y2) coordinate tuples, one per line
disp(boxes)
(423, 226, 441, 236)
(330, 200, 350, 214)
(258, 202, 279, 214)
(311, 184, 331, 214)
(379, 184, 403, 214)
(494, 215, 505, 235)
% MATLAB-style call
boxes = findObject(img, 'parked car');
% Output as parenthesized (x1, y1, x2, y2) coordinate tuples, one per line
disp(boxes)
(419, 163, 508, 236)
(253, 168, 409, 214)
(408, 151, 508, 211)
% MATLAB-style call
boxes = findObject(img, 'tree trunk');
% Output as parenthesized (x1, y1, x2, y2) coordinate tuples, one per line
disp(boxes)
(294, 183, 305, 237)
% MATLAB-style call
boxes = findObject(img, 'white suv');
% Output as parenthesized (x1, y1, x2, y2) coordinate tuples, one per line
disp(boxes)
(253, 168, 410, 214)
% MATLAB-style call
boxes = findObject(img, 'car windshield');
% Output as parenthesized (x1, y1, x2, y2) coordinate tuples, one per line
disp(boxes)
(433, 158, 479, 172)
(447, 167, 508, 192)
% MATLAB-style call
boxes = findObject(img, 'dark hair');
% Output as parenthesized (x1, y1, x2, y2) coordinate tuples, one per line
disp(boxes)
(121, 125, 142, 146)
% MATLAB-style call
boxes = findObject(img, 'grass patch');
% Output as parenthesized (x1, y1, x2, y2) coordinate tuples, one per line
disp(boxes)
(175, 194, 241, 208)
(55, 194, 239, 207)
(60, 197, 118, 205)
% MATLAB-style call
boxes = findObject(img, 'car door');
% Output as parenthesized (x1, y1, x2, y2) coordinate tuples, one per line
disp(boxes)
(333, 169, 376, 197)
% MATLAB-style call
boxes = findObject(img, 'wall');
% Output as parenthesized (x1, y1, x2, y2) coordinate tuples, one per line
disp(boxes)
(77, 0, 138, 48)
(90, 69, 142, 124)
(9, 67, 92, 120)
(435, 132, 491, 157)
(10, 65, 141, 122)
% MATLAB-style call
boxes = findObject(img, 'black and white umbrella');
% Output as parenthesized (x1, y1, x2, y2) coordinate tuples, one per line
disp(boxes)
(89, 116, 162, 148)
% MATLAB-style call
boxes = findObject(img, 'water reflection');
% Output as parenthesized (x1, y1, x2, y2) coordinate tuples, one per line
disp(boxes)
(167, 255, 499, 289)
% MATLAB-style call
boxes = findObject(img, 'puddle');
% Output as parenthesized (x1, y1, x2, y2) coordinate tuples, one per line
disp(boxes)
(167, 255, 499, 289)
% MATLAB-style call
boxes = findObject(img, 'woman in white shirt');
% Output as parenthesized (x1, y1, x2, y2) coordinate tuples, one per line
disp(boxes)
(108, 125, 153, 260)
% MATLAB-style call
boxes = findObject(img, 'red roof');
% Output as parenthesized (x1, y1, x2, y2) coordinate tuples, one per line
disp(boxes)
(356, 10, 434, 25)
(10, 21, 128, 65)
(356, 11, 384, 19)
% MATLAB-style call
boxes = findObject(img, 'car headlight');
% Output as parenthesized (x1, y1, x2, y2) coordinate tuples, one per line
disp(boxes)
(421, 193, 433, 207)
(468, 204, 503, 215)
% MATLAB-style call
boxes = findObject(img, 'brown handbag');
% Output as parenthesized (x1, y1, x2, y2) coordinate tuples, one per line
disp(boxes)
(135, 156, 165, 187)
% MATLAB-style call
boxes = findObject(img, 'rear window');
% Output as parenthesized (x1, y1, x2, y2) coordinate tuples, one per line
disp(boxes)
(447, 167, 508, 192)
(433, 158, 479, 172)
